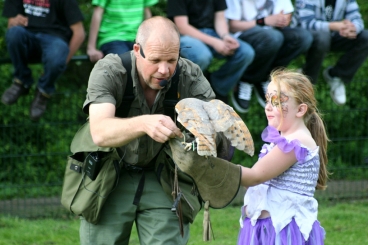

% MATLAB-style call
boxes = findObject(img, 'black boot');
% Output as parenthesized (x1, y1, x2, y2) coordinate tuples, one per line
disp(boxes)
(30, 90, 49, 121)
(1, 79, 29, 105)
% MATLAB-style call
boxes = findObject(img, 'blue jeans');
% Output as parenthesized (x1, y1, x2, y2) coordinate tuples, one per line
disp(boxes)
(5, 26, 69, 95)
(100, 40, 135, 56)
(303, 30, 368, 84)
(180, 28, 254, 96)
(238, 26, 313, 84)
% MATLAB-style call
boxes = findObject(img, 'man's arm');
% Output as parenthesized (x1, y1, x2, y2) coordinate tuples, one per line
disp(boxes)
(144, 7, 152, 19)
(174, 15, 233, 56)
(87, 6, 104, 62)
(89, 103, 182, 147)
(67, 21, 85, 63)
(214, 11, 239, 54)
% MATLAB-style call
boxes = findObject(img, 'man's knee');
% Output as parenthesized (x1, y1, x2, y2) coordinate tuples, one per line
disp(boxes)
(311, 31, 330, 52)
(235, 40, 255, 65)
(294, 29, 313, 52)
(356, 30, 368, 48)
(6, 26, 27, 44)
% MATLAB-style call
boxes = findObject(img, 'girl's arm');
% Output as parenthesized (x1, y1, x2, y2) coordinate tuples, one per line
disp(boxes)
(240, 145, 297, 187)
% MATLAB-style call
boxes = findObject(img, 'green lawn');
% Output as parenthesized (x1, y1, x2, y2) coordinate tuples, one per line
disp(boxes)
(0, 200, 367, 245)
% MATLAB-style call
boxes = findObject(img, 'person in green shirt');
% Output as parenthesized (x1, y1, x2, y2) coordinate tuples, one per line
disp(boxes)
(87, 0, 158, 63)
(80, 16, 216, 244)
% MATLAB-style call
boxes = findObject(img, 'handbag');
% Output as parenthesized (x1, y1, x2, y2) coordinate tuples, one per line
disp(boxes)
(61, 121, 123, 224)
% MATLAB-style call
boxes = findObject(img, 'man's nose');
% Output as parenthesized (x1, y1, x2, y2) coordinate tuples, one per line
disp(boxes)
(158, 62, 169, 74)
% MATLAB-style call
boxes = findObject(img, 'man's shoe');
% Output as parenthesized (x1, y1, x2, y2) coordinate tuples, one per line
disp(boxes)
(30, 90, 50, 121)
(1, 80, 29, 105)
(254, 81, 269, 108)
(323, 67, 346, 105)
(231, 81, 252, 113)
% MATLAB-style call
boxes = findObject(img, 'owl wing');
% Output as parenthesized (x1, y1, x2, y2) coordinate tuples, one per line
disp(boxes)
(204, 99, 254, 156)
(175, 98, 217, 157)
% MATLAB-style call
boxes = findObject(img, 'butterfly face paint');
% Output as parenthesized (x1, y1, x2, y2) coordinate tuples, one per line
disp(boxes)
(265, 92, 290, 114)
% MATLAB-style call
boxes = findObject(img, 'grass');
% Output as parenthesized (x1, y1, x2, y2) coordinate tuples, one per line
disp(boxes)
(0, 200, 367, 245)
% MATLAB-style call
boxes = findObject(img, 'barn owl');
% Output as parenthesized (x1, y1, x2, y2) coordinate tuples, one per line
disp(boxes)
(175, 98, 254, 158)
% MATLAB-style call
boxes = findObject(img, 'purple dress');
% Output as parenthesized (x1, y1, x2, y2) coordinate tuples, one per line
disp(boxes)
(237, 126, 325, 245)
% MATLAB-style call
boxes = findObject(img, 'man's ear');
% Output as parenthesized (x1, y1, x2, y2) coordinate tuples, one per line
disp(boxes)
(296, 104, 308, 117)
(133, 44, 140, 58)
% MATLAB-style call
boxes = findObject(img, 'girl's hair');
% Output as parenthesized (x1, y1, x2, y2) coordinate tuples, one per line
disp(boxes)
(270, 68, 329, 190)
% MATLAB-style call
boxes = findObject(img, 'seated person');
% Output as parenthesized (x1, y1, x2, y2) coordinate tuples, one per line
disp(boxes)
(226, 0, 312, 113)
(292, 0, 368, 105)
(166, 0, 255, 103)
(1, 0, 85, 121)
(87, 0, 158, 63)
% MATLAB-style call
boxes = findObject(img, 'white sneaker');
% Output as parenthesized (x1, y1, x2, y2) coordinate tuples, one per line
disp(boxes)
(231, 82, 253, 113)
(323, 67, 346, 105)
(254, 81, 269, 108)
(295, 68, 303, 74)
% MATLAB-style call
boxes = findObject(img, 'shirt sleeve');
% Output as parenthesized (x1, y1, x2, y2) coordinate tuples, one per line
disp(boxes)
(167, 0, 188, 18)
(63, 0, 85, 26)
(214, 0, 228, 12)
(2, 0, 24, 18)
(145, 0, 159, 7)
(225, 0, 242, 20)
(92, 0, 108, 8)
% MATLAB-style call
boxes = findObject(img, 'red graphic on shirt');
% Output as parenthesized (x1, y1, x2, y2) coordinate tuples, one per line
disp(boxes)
(23, 0, 50, 8)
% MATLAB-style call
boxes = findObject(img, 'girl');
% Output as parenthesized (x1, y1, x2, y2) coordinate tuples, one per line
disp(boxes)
(238, 69, 328, 244)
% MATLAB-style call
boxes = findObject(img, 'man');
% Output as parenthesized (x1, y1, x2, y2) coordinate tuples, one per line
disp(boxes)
(292, 0, 368, 105)
(166, 0, 255, 103)
(80, 16, 216, 244)
(226, 0, 312, 113)
(1, 0, 85, 121)
(87, 0, 158, 63)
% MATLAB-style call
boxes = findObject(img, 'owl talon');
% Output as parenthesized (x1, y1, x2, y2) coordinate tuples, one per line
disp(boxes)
(183, 142, 192, 151)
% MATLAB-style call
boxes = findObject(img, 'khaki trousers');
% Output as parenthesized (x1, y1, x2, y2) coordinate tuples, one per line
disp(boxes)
(80, 169, 190, 245)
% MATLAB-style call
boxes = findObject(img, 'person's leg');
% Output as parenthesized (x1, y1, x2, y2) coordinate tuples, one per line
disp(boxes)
(136, 171, 190, 245)
(27, 33, 69, 120)
(206, 29, 254, 97)
(329, 30, 368, 83)
(239, 26, 283, 83)
(303, 30, 331, 84)
(273, 27, 313, 67)
(36, 33, 69, 95)
(79, 170, 138, 245)
(1, 26, 41, 105)
(100, 40, 135, 56)
(179, 35, 213, 71)
(5, 26, 40, 87)
(236, 27, 282, 110)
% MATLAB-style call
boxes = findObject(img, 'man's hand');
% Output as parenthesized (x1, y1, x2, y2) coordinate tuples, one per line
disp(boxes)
(339, 19, 357, 39)
(265, 11, 291, 28)
(8, 14, 28, 28)
(144, 115, 183, 143)
(212, 35, 239, 56)
(87, 47, 104, 63)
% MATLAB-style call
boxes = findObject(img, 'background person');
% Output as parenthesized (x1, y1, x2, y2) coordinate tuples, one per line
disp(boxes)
(1, 0, 85, 121)
(166, 0, 255, 103)
(87, 0, 158, 63)
(225, 0, 312, 113)
(292, 0, 368, 105)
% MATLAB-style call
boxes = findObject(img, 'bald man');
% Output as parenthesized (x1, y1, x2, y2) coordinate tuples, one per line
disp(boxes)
(79, 16, 216, 244)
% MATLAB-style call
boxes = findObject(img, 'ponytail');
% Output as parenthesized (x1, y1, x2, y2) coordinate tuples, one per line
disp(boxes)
(306, 111, 329, 190)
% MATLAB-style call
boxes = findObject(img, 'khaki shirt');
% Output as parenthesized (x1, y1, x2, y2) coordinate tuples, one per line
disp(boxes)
(83, 52, 215, 166)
